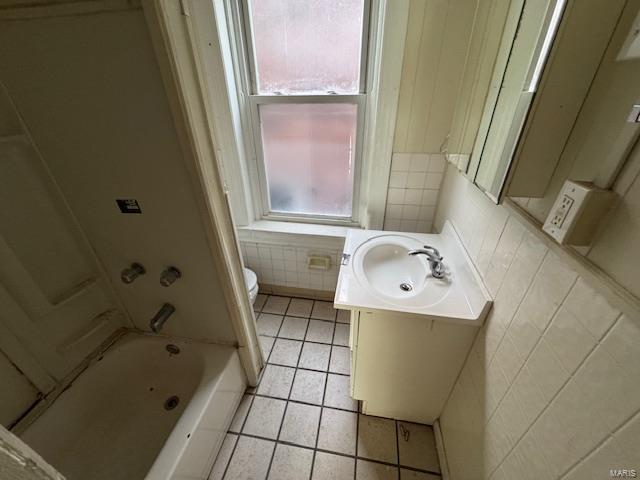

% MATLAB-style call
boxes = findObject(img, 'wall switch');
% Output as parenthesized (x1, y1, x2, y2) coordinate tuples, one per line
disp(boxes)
(543, 180, 615, 246)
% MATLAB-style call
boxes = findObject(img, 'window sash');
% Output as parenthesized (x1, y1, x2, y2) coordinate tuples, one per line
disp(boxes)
(241, 0, 371, 96)
(236, 0, 371, 225)
(248, 94, 366, 225)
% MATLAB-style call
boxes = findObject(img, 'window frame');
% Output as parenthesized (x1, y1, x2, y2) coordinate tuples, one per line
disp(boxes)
(234, 0, 372, 226)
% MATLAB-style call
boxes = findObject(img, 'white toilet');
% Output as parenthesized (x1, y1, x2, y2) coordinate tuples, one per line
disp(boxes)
(244, 268, 259, 305)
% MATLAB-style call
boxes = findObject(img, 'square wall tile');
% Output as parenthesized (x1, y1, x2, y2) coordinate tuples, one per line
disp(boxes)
(299, 342, 331, 371)
(286, 298, 314, 318)
(224, 436, 274, 480)
(257, 364, 295, 399)
(313, 451, 355, 480)
(269, 444, 314, 480)
(358, 415, 398, 463)
(312, 301, 338, 321)
(392, 153, 411, 171)
(318, 408, 358, 455)
(290, 369, 326, 405)
(269, 339, 303, 367)
(263, 296, 291, 314)
(279, 402, 321, 447)
(243, 396, 286, 439)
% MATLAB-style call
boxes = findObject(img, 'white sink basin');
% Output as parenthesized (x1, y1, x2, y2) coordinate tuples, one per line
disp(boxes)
(354, 235, 450, 307)
(335, 221, 492, 324)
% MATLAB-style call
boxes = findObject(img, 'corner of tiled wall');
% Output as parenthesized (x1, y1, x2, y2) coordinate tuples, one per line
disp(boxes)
(383, 152, 446, 233)
(240, 242, 340, 293)
(437, 165, 640, 480)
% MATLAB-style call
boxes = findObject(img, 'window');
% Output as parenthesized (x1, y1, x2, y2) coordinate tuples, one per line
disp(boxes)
(240, 0, 369, 223)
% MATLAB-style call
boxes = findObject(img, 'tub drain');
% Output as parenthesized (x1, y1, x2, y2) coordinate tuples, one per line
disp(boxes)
(164, 395, 180, 411)
(166, 344, 180, 355)
(399, 282, 413, 292)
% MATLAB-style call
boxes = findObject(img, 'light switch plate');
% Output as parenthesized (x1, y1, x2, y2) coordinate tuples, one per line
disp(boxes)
(543, 180, 615, 245)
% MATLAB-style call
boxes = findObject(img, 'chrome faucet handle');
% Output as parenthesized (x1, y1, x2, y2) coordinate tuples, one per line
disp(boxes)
(422, 245, 442, 259)
(160, 266, 182, 287)
(121, 262, 146, 284)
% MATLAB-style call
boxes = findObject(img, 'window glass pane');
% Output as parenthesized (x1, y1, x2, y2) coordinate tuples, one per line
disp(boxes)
(259, 103, 357, 217)
(248, 0, 365, 94)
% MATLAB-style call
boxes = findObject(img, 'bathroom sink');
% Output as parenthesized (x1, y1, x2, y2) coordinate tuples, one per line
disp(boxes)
(354, 235, 451, 307)
(335, 221, 492, 324)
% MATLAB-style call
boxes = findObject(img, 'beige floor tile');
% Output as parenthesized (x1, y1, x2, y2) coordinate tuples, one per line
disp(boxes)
(312, 452, 355, 480)
(324, 374, 358, 411)
(290, 369, 326, 405)
(358, 415, 398, 463)
(269, 339, 303, 367)
(399, 469, 441, 480)
(311, 301, 338, 321)
(257, 313, 284, 336)
(229, 394, 253, 433)
(279, 402, 321, 448)
(208, 433, 237, 480)
(299, 342, 331, 371)
(286, 298, 314, 318)
(263, 296, 291, 314)
(224, 436, 274, 480)
(306, 320, 336, 344)
(254, 294, 267, 312)
(243, 396, 286, 439)
(333, 323, 350, 346)
(337, 309, 351, 324)
(257, 364, 295, 399)
(259, 335, 275, 359)
(269, 444, 314, 480)
(397, 422, 440, 473)
(329, 346, 351, 375)
(279, 316, 309, 340)
(317, 408, 357, 455)
(356, 460, 399, 480)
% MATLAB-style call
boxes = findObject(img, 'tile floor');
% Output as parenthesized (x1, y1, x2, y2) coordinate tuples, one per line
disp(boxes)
(210, 294, 441, 480)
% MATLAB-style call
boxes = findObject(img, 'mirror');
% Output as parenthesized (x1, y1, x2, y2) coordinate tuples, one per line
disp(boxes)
(447, 0, 567, 203)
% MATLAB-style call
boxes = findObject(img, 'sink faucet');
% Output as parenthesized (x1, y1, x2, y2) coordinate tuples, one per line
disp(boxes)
(408, 245, 445, 279)
(150, 303, 176, 333)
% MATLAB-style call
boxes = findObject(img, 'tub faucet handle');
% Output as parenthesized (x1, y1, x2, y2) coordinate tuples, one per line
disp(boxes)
(160, 266, 182, 287)
(121, 262, 146, 284)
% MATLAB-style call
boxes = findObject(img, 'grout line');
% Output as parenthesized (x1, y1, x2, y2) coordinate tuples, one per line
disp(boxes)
(354, 410, 360, 479)
(395, 419, 401, 478)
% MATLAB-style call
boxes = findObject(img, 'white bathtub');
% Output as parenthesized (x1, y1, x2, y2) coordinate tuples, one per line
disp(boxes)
(21, 332, 246, 480)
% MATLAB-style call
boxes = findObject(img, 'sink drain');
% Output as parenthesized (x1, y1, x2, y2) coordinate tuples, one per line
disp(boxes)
(399, 282, 413, 292)
(164, 395, 180, 411)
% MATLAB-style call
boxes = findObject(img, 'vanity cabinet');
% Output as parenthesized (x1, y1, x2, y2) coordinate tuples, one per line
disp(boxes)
(349, 309, 478, 424)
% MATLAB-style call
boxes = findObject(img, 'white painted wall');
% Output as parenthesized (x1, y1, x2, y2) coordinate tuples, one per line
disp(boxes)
(434, 165, 640, 479)
(0, 6, 238, 343)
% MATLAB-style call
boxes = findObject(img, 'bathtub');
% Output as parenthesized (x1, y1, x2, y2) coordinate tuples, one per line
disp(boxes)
(21, 332, 246, 480)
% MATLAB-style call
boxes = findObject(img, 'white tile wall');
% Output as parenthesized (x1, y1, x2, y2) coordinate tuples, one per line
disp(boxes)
(240, 242, 341, 292)
(383, 153, 446, 233)
(435, 164, 640, 480)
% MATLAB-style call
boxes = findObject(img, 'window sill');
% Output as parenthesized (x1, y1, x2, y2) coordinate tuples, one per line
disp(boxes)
(237, 220, 354, 249)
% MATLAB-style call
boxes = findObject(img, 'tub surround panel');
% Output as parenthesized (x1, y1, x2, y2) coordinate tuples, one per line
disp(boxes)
(435, 165, 639, 479)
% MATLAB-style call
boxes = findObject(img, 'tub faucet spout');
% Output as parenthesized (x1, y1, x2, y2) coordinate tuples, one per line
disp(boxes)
(150, 303, 175, 333)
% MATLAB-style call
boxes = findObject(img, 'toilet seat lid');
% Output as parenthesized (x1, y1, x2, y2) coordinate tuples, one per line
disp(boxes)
(243, 268, 257, 290)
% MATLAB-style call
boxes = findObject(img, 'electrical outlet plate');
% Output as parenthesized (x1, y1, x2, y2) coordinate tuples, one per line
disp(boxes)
(543, 180, 614, 245)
